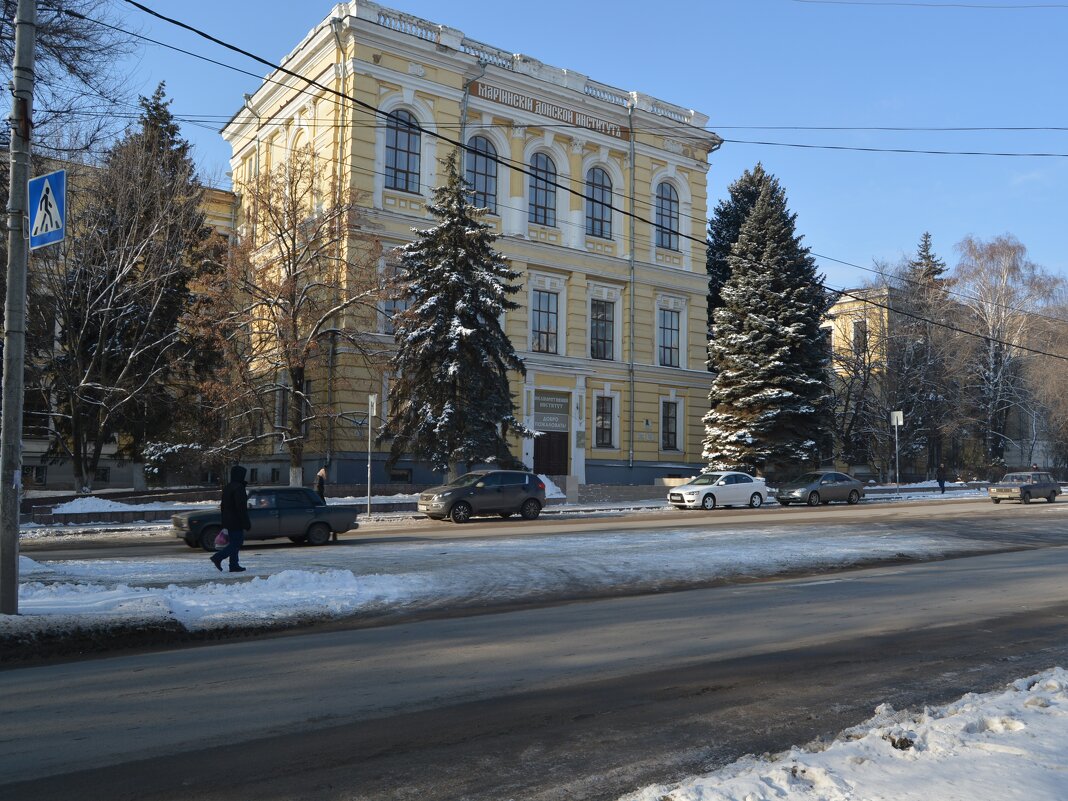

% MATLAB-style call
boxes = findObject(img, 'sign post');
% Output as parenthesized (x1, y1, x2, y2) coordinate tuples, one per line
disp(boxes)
(367, 394, 377, 518)
(1, 0, 37, 616)
(890, 410, 903, 497)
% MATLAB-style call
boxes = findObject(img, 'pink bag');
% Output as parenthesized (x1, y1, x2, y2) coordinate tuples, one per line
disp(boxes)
(215, 528, 229, 547)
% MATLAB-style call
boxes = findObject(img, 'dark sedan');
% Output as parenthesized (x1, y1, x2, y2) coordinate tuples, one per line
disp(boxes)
(173, 487, 359, 550)
(775, 471, 865, 507)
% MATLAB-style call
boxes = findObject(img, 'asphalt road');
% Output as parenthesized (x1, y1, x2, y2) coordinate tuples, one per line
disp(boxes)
(4, 499, 1068, 800)
(18, 495, 1068, 560)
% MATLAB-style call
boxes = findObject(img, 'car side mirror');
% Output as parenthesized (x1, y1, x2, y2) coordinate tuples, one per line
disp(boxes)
(717, 480, 726, 486)
(821, 479, 831, 485)
(475, 481, 485, 488)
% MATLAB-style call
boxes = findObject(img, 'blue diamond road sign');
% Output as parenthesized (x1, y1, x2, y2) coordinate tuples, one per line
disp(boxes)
(28, 169, 66, 250)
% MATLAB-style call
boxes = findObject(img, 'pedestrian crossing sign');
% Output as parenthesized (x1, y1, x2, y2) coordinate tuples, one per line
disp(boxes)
(28, 169, 66, 249)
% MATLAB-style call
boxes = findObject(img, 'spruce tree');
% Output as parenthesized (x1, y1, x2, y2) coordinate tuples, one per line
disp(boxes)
(703, 178, 831, 475)
(907, 231, 947, 284)
(706, 164, 772, 365)
(380, 150, 529, 475)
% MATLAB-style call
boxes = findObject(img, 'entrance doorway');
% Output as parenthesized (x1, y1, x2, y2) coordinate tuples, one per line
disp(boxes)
(534, 431, 568, 476)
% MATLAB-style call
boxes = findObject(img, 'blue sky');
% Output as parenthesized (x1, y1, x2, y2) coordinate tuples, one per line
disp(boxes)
(113, 0, 1068, 290)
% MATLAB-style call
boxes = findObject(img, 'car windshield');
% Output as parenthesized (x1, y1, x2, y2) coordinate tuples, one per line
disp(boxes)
(790, 473, 824, 485)
(447, 473, 490, 488)
(1001, 473, 1030, 484)
(689, 474, 723, 486)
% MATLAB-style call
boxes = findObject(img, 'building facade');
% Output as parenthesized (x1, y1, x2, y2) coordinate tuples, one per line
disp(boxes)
(222, 1, 722, 485)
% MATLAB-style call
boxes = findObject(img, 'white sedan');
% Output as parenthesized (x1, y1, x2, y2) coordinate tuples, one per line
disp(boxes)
(667, 471, 768, 510)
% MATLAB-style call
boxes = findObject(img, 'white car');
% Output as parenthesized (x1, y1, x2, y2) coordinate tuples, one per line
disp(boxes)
(667, 471, 768, 510)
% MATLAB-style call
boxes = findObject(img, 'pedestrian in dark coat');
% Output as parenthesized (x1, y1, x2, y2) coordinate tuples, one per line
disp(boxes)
(936, 463, 947, 494)
(212, 465, 252, 573)
(315, 465, 328, 502)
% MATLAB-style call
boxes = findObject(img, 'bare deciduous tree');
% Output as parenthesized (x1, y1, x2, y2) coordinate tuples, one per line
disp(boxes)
(29, 88, 211, 490)
(197, 146, 382, 486)
(949, 235, 1062, 472)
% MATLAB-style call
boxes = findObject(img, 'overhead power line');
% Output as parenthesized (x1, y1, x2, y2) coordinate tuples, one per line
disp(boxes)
(103, 1, 1068, 362)
(793, 0, 1068, 8)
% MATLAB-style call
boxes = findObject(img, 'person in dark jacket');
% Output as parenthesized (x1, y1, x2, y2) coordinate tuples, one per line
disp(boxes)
(212, 465, 252, 573)
(315, 465, 328, 502)
(936, 463, 947, 494)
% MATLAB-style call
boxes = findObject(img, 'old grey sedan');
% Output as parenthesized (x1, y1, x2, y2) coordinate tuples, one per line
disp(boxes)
(988, 471, 1059, 504)
(775, 471, 865, 507)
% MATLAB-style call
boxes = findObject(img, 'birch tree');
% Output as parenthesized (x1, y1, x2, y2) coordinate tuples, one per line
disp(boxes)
(950, 235, 1060, 470)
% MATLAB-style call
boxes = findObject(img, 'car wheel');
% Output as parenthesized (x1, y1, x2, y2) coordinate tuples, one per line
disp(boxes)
(778, 500, 791, 506)
(991, 498, 1001, 504)
(450, 501, 472, 524)
(307, 523, 331, 545)
(200, 525, 221, 552)
(499, 512, 513, 519)
(807, 491, 821, 507)
(289, 536, 308, 544)
(748, 493, 763, 508)
(847, 489, 860, 505)
(1022, 492, 1031, 504)
(520, 499, 541, 520)
(701, 494, 717, 510)
(1047, 493, 1057, 503)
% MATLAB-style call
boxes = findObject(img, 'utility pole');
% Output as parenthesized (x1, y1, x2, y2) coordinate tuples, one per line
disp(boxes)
(1, 0, 35, 615)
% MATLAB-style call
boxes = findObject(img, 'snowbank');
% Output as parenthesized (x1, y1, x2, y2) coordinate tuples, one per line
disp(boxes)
(623, 667, 1068, 801)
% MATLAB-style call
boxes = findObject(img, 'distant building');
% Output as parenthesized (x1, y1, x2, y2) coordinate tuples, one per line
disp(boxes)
(222, 0, 723, 485)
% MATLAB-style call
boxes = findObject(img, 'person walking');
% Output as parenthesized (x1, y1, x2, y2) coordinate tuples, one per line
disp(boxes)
(212, 465, 252, 573)
(936, 463, 947, 494)
(315, 465, 328, 502)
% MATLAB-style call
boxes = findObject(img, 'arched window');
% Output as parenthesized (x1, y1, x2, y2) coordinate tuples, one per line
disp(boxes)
(528, 152, 557, 227)
(585, 167, 612, 239)
(385, 109, 420, 193)
(465, 136, 498, 213)
(655, 182, 680, 251)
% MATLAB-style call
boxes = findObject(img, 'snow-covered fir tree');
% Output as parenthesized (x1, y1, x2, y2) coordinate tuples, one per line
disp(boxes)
(703, 178, 832, 475)
(705, 164, 772, 367)
(380, 150, 530, 475)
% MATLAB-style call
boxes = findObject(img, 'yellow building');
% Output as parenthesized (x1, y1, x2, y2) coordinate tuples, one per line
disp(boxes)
(222, 0, 722, 485)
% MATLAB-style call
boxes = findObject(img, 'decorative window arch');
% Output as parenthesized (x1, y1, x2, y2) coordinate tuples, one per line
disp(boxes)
(655, 181, 680, 251)
(465, 135, 498, 213)
(385, 109, 421, 194)
(528, 152, 557, 227)
(585, 167, 612, 240)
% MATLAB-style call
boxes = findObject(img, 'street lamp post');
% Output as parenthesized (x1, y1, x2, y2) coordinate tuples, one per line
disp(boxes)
(891, 410, 903, 497)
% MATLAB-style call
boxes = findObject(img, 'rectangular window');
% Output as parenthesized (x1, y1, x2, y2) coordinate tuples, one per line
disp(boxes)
(277, 385, 289, 430)
(270, 468, 281, 483)
(532, 289, 559, 354)
(94, 467, 110, 484)
(658, 309, 680, 367)
(590, 299, 614, 360)
(381, 295, 410, 335)
(249, 467, 260, 484)
(595, 396, 614, 448)
(852, 319, 868, 356)
(662, 400, 678, 451)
